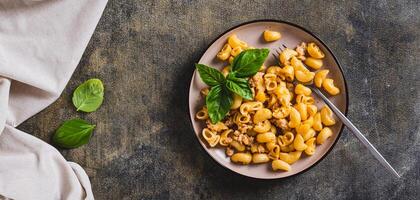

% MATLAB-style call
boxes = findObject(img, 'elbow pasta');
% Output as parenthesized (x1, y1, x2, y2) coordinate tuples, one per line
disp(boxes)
(304, 57, 323, 70)
(307, 105, 318, 117)
(202, 128, 220, 147)
(196, 107, 208, 120)
(320, 106, 336, 126)
(217, 44, 232, 61)
(280, 144, 295, 153)
(230, 140, 246, 152)
(254, 120, 272, 133)
(228, 56, 234, 64)
(197, 35, 341, 172)
(272, 159, 291, 171)
(303, 116, 314, 127)
(295, 103, 308, 121)
(297, 123, 316, 141)
(279, 48, 298, 65)
(295, 70, 315, 83)
(279, 132, 294, 146)
(279, 151, 302, 164)
(293, 134, 307, 151)
(295, 84, 312, 96)
(219, 129, 233, 146)
(256, 132, 276, 143)
(280, 65, 294, 81)
(314, 70, 329, 88)
(304, 138, 316, 156)
(290, 56, 309, 72)
(221, 66, 230, 77)
(295, 94, 314, 105)
(317, 127, 333, 144)
(252, 153, 270, 163)
(288, 107, 301, 128)
(231, 153, 252, 164)
(231, 94, 243, 109)
(322, 78, 340, 95)
(307, 42, 325, 58)
(263, 30, 282, 42)
(231, 46, 244, 57)
(228, 34, 248, 49)
(313, 113, 323, 131)
(253, 108, 272, 123)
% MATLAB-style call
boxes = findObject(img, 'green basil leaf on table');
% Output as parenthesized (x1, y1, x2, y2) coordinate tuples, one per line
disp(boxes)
(53, 118, 96, 149)
(72, 78, 104, 112)
(226, 73, 253, 100)
(195, 63, 226, 86)
(206, 84, 233, 123)
(231, 48, 269, 78)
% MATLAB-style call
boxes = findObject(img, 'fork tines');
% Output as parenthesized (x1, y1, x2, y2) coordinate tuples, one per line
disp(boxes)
(272, 45, 287, 65)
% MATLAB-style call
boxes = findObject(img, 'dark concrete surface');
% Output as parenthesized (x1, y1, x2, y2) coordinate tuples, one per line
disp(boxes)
(18, 0, 419, 199)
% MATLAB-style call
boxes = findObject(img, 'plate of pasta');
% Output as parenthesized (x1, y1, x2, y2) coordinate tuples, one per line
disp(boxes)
(189, 20, 348, 179)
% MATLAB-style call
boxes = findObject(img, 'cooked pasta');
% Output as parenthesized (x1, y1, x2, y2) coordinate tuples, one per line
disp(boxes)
(228, 34, 248, 49)
(320, 106, 336, 126)
(196, 33, 340, 172)
(252, 153, 270, 163)
(307, 42, 325, 58)
(231, 152, 252, 164)
(314, 69, 329, 88)
(279, 48, 298, 65)
(217, 44, 232, 61)
(322, 78, 340, 95)
(304, 138, 316, 155)
(317, 127, 333, 144)
(272, 159, 291, 171)
(263, 30, 282, 42)
(304, 57, 323, 70)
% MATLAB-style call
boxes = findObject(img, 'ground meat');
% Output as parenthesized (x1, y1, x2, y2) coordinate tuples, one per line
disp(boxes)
(257, 144, 266, 153)
(238, 134, 252, 146)
(296, 42, 307, 56)
(238, 124, 253, 134)
(273, 118, 289, 131)
(226, 147, 234, 156)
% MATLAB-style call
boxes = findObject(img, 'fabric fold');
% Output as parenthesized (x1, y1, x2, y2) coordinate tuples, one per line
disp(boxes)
(0, 78, 10, 133)
(0, 0, 108, 199)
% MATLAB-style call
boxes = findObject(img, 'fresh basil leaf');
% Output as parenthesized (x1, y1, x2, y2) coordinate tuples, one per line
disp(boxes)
(206, 84, 232, 123)
(72, 78, 104, 112)
(195, 64, 226, 86)
(226, 73, 253, 100)
(226, 80, 253, 100)
(53, 118, 95, 149)
(227, 72, 249, 84)
(231, 48, 269, 78)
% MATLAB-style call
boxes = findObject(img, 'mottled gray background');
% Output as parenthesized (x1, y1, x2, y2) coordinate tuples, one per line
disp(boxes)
(18, 0, 419, 199)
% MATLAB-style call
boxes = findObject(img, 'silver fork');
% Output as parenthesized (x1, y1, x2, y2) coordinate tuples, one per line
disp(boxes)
(272, 46, 400, 178)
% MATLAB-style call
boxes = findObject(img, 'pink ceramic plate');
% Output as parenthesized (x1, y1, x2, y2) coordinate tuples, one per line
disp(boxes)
(189, 20, 348, 179)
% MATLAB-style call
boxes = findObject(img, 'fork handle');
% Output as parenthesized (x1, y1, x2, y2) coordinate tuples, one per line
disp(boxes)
(311, 87, 400, 178)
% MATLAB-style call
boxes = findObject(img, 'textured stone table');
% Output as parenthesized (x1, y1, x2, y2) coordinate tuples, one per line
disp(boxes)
(18, 0, 419, 199)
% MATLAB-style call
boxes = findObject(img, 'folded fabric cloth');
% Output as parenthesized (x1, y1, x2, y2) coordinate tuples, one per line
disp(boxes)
(0, 0, 108, 199)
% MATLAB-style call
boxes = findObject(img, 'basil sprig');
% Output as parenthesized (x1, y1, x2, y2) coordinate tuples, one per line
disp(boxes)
(196, 48, 269, 123)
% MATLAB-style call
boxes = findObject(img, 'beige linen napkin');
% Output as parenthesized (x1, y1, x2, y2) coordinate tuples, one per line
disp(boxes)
(0, 0, 108, 199)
